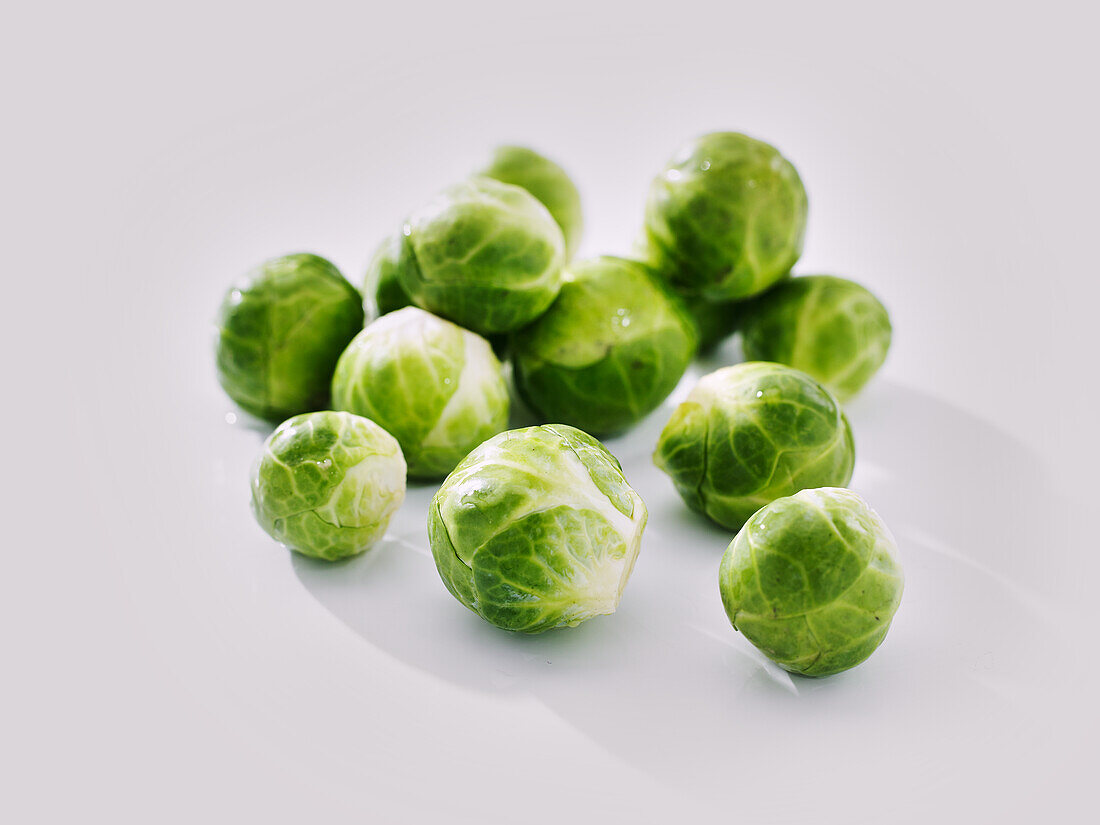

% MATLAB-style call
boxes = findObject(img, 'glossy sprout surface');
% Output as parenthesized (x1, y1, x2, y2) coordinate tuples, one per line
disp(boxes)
(718, 487, 904, 676)
(653, 362, 854, 530)
(397, 177, 565, 335)
(477, 144, 584, 259)
(331, 307, 509, 479)
(216, 253, 364, 421)
(644, 132, 807, 301)
(740, 275, 892, 401)
(511, 256, 697, 435)
(429, 424, 647, 633)
(251, 411, 406, 561)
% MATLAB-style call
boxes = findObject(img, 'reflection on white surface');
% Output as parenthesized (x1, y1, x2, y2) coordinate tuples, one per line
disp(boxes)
(290, 375, 1059, 793)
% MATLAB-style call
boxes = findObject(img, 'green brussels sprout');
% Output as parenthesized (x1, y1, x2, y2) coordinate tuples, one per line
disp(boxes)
(216, 253, 364, 421)
(689, 298, 746, 353)
(331, 307, 509, 479)
(476, 144, 584, 259)
(362, 232, 413, 317)
(643, 132, 808, 301)
(718, 487, 904, 676)
(510, 256, 697, 435)
(251, 411, 406, 561)
(429, 424, 647, 633)
(653, 362, 854, 530)
(740, 275, 892, 401)
(397, 177, 565, 335)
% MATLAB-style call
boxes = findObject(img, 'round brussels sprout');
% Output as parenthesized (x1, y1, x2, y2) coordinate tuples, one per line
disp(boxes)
(362, 232, 413, 317)
(643, 132, 807, 301)
(653, 362, 854, 530)
(476, 144, 584, 259)
(251, 411, 406, 561)
(397, 177, 565, 335)
(429, 424, 647, 633)
(718, 487, 904, 676)
(331, 307, 509, 479)
(510, 256, 697, 435)
(740, 275, 892, 401)
(216, 253, 364, 421)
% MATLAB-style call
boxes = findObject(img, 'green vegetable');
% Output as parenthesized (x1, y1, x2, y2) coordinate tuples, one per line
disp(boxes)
(397, 177, 565, 335)
(718, 487, 904, 676)
(511, 256, 697, 435)
(654, 362, 854, 530)
(429, 424, 647, 633)
(251, 411, 406, 561)
(688, 298, 746, 352)
(216, 253, 364, 421)
(477, 145, 584, 259)
(331, 307, 509, 479)
(362, 232, 413, 317)
(740, 275, 892, 401)
(643, 132, 807, 301)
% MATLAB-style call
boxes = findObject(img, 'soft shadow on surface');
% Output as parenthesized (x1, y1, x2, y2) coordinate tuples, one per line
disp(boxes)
(292, 379, 1056, 785)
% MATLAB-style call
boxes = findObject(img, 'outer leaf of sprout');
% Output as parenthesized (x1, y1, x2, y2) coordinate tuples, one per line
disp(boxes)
(429, 424, 647, 633)
(718, 487, 904, 676)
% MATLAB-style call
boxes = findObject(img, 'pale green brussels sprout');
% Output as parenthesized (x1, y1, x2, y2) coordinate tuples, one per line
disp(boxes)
(251, 411, 406, 561)
(397, 177, 565, 335)
(331, 307, 509, 479)
(476, 145, 584, 259)
(654, 362, 854, 530)
(740, 275, 892, 401)
(216, 253, 364, 421)
(429, 424, 647, 633)
(644, 132, 807, 301)
(510, 256, 697, 435)
(719, 487, 904, 676)
(362, 232, 413, 317)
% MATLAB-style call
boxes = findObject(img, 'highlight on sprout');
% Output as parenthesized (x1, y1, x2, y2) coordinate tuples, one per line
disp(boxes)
(643, 131, 807, 301)
(718, 487, 904, 676)
(216, 253, 364, 421)
(397, 177, 565, 335)
(653, 362, 855, 530)
(477, 145, 584, 259)
(510, 255, 697, 435)
(331, 307, 509, 479)
(740, 275, 892, 401)
(362, 232, 413, 317)
(429, 424, 647, 633)
(251, 411, 407, 561)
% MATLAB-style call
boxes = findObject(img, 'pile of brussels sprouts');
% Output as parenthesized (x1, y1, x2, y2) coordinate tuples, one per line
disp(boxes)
(217, 134, 903, 677)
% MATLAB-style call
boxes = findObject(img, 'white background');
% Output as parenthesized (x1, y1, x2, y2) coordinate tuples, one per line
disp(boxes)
(4, 2, 1098, 823)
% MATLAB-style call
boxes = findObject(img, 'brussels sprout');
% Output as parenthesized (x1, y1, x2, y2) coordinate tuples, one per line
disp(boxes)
(397, 177, 565, 335)
(429, 424, 647, 633)
(689, 298, 746, 353)
(510, 256, 697, 435)
(740, 275, 892, 401)
(643, 132, 807, 301)
(216, 253, 365, 421)
(251, 411, 406, 561)
(653, 362, 854, 530)
(718, 487, 904, 676)
(362, 232, 413, 317)
(331, 307, 509, 479)
(476, 145, 584, 259)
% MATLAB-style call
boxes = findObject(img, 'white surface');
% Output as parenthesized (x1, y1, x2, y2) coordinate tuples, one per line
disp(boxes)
(4, 2, 1098, 823)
